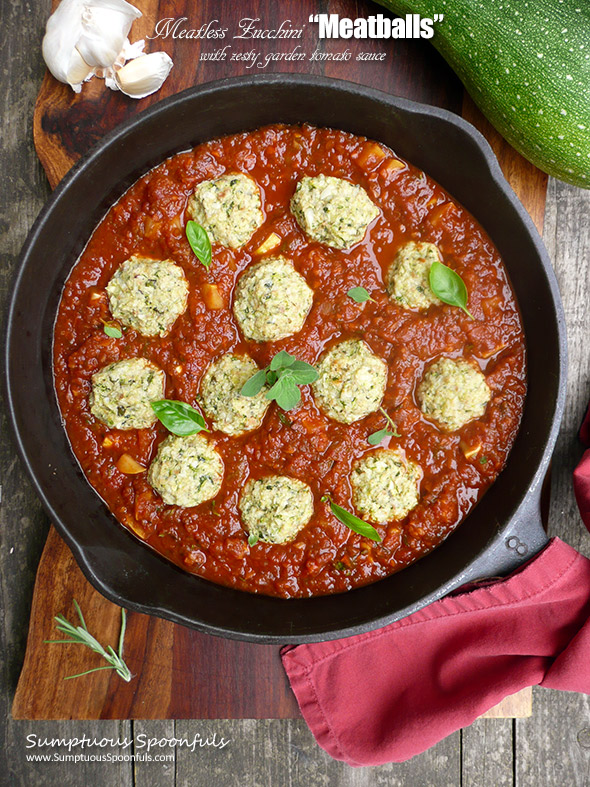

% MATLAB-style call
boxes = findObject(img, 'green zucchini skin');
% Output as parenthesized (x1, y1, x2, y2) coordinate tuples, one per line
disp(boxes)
(374, 0, 590, 187)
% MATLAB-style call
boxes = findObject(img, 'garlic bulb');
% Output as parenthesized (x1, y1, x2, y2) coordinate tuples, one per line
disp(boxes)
(115, 52, 174, 99)
(42, 0, 173, 99)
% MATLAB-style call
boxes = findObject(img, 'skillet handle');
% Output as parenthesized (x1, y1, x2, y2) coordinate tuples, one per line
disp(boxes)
(461, 486, 550, 583)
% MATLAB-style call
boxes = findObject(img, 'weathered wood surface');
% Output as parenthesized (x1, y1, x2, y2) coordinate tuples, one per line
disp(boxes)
(2, 0, 589, 784)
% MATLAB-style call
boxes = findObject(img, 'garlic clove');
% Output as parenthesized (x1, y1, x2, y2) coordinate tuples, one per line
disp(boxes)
(67, 46, 95, 86)
(76, 0, 141, 68)
(115, 52, 173, 99)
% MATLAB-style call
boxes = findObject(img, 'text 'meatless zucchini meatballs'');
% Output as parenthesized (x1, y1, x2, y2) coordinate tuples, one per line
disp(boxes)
(199, 353, 270, 436)
(147, 433, 224, 508)
(386, 241, 443, 311)
(239, 475, 314, 544)
(90, 358, 165, 430)
(233, 256, 314, 342)
(290, 174, 380, 249)
(351, 449, 422, 524)
(106, 256, 189, 337)
(312, 339, 388, 424)
(187, 173, 264, 249)
(417, 357, 492, 432)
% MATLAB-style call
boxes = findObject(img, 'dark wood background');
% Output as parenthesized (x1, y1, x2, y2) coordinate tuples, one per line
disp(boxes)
(3, 0, 590, 783)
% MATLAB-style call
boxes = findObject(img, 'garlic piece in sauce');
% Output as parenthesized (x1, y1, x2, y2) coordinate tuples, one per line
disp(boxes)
(42, 0, 173, 99)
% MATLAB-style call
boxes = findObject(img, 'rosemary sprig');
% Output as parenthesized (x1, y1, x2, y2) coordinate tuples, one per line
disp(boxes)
(45, 600, 132, 682)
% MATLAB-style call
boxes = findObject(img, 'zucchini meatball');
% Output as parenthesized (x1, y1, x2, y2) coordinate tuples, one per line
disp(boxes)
(386, 241, 442, 311)
(200, 353, 270, 436)
(290, 174, 379, 249)
(233, 256, 313, 342)
(351, 449, 421, 523)
(417, 357, 492, 432)
(106, 256, 189, 337)
(312, 339, 388, 424)
(239, 475, 314, 544)
(90, 358, 164, 430)
(147, 433, 224, 507)
(187, 173, 264, 249)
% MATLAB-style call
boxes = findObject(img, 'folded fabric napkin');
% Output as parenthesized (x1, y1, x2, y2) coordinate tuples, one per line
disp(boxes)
(574, 401, 590, 528)
(282, 538, 590, 765)
(282, 404, 590, 767)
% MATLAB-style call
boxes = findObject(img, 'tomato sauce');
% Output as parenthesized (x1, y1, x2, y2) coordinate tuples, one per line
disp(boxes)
(53, 124, 526, 598)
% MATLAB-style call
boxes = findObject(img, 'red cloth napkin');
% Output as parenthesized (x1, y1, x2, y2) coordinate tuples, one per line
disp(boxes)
(282, 408, 590, 766)
(282, 401, 590, 767)
(282, 538, 590, 765)
(574, 401, 590, 528)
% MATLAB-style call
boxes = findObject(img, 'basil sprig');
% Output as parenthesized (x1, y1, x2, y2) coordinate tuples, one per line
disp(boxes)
(322, 495, 381, 542)
(186, 220, 212, 269)
(241, 350, 318, 412)
(368, 407, 401, 445)
(347, 286, 375, 303)
(429, 260, 473, 318)
(151, 399, 209, 436)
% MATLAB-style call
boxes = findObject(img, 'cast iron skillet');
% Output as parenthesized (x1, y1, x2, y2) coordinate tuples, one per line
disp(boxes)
(5, 75, 567, 643)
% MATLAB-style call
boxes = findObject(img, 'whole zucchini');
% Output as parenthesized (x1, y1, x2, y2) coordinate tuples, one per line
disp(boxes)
(375, 0, 590, 188)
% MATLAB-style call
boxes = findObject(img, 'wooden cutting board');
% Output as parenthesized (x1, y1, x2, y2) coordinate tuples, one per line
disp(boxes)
(13, 0, 547, 720)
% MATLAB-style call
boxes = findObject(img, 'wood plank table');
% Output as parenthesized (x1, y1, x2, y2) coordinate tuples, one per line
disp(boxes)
(3, 0, 590, 784)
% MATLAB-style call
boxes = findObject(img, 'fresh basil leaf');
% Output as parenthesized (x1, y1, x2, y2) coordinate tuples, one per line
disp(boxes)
(248, 532, 259, 546)
(367, 428, 389, 446)
(266, 373, 301, 411)
(429, 260, 473, 318)
(270, 349, 296, 371)
(287, 360, 319, 385)
(103, 324, 123, 339)
(323, 497, 381, 542)
(244, 351, 318, 412)
(151, 399, 209, 436)
(186, 220, 212, 269)
(240, 369, 268, 397)
(347, 286, 374, 303)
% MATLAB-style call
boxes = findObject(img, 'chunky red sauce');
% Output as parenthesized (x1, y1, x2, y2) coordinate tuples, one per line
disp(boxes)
(53, 124, 526, 598)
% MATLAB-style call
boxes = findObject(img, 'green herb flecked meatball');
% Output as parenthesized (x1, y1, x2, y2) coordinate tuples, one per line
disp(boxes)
(90, 358, 165, 430)
(417, 357, 491, 432)
(312, 339, 388, 424)
(290, 174, 379, 249)
(148, 433, 224, 507)
(233, 256, 313, 342)
(386, 241, 442, 311)
(351, 449, 421, 523)
(239, 475, 314, 544)
(187, 173, 264, 249)
(200, 353, 270, 436)
(106, 256, 189, 337)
